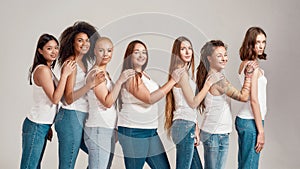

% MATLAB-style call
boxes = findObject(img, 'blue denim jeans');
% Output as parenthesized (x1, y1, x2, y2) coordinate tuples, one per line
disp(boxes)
(118, 126, 170, 169)
(200, 130, 229, 169)
(54, 108, 88, 169)
(20, 118, 51, 169)
(235, 116, 264, 169)
(171, 119, 203, 169)
(84, 127, 115, 169)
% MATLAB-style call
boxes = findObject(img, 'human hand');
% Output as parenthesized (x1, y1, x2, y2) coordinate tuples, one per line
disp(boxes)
(194, 125, 200, 146)
(244, 61, 259, 78)
(171, 67, 186, 83)
(47, 128, 53, 142)
(86, 68, 105, 89)
(61, 60, 76, 78)
(117, 69, 136, 84)
(255, 132, 265, 153)
(206, 72, 224, 86)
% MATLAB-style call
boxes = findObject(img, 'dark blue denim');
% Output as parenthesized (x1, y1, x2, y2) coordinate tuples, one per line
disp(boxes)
(235, 116, 264, 169)
(118, 126, 170, 169)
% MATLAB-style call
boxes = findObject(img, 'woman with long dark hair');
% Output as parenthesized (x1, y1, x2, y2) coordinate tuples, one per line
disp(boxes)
(21, 34, 75, 169)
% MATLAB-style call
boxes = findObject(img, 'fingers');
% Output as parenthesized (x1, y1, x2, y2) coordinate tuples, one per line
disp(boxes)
(255, 142, 264, 153)
(206, 72, 224, 86)
(194, 135, 200, 146)
(123, 69, 136, 78)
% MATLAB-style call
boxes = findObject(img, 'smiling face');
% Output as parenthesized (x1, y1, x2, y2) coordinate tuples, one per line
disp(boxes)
(38, 40, 59, 65)
(73, 32, 90, 56)
(254, 33, 266, 56)
(94, 38, 113, 66)
(208, 46, 228, 72)
(131, 43, 148, 71)
(179, 40, 193, 64)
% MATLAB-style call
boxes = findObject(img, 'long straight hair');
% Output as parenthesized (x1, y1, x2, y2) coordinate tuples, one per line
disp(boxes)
(28, 34, 58, 85)
(165, 36, 195, 134)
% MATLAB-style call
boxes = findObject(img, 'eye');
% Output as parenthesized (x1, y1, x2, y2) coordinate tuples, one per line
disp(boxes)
(108, 49, 112, 53)
(142, 51, 147, 55)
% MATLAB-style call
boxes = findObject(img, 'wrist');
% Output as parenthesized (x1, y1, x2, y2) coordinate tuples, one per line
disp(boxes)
(115, 79, 123, 86)
(258, 130, 264, 134)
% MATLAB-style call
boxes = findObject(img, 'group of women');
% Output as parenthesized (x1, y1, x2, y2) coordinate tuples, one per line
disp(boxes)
(20, 21, 268, 169)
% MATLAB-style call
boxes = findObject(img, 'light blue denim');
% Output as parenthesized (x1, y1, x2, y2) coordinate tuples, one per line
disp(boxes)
(118, 126, 170, 169)
(235, 116, 264, 169)
(200, 130, 229, 169)
(20, 118, 51, 169)
(171, 119, 203, 169)
(54, 108, 88, 169)
(84, 127, 115, 169)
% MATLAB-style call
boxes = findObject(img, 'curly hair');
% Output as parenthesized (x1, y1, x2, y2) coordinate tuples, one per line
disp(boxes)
(58, 21, 100, 68)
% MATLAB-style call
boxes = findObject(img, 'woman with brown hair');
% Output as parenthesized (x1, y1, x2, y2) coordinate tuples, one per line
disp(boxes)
(164, 36, 223, 169)
(117, 40, 184, 169)
(235, 27, 268, 169)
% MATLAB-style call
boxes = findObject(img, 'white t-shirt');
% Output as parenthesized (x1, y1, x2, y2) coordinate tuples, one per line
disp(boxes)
(85, 76, 117, 128)
(118, 74, 159, 129)
(201, 92, 232, 134)
(27, 65, 57, 124)
(172, 78, 198, 123)
(238, 67, 267, 120)
(62, 64, 88, 113)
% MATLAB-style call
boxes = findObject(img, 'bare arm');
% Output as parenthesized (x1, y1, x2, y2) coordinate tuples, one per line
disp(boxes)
(250, 68, 265, 153)
(126, 74, 176, 104)
(64, 67, 105, 105)
(179, 71, 223, 109)
(35, 62, 75, 104)
(179, 72, 210, 109)
(95, 69, 135, 108)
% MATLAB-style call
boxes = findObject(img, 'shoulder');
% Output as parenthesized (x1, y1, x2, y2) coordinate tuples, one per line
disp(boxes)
(34, 65, 51, 76)
(178, 71, 189, 87)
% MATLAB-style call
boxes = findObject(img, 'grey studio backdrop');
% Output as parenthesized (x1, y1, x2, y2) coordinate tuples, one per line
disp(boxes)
(0, 0, 299, 168)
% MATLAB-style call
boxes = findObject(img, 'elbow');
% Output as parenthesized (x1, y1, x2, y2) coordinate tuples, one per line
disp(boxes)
(250, 99, 258, 106)
(240, 95, 249, 102)
(51, 100, 60, 105)
(103, 102, 113, 108)
(65, 97, 74, 105)
(188, 103, 197, 109)
(145, 97, 153, 104)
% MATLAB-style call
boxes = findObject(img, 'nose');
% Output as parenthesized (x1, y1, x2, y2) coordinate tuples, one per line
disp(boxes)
(222, 55, 228, 62)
